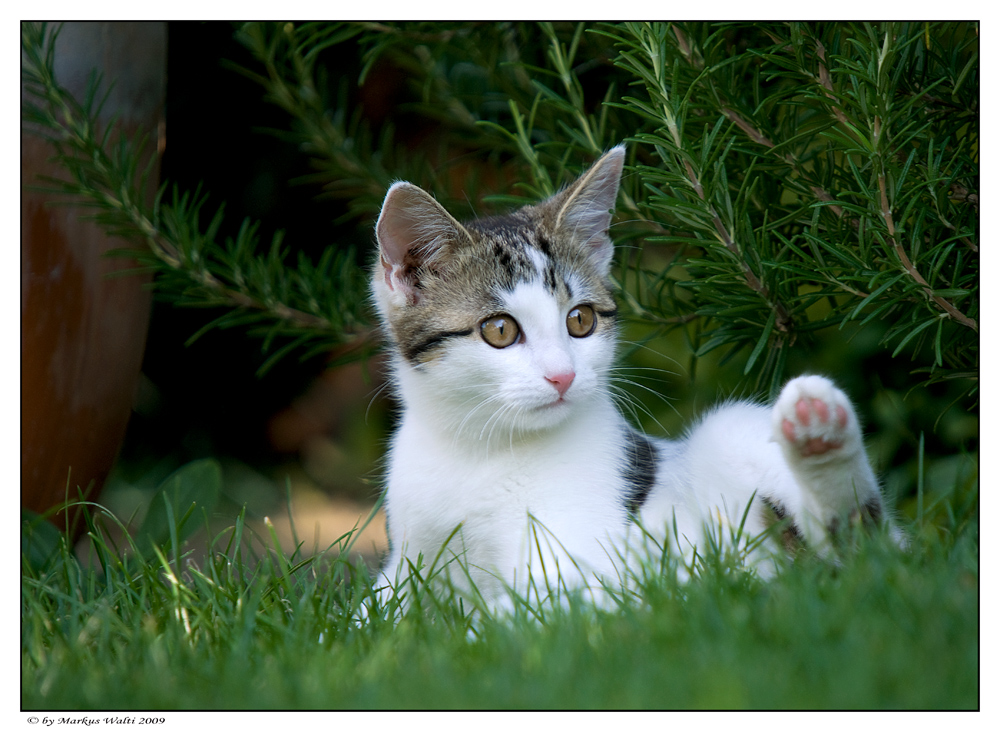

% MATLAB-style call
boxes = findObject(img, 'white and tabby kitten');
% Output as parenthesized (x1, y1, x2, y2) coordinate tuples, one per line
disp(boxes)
(371, 146, 895, 609)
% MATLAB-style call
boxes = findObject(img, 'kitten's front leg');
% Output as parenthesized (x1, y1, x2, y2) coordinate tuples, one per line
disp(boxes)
(771, 375, 886, 542)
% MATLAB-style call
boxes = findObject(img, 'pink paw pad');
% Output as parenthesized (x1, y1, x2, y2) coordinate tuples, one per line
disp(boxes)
(782, 398, 848, 457)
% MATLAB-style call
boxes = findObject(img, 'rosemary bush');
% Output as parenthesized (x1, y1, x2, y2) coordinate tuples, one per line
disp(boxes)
(22, 21, 978, 391)
(233, 21, 978, 398)
(22, 21, 977, 523)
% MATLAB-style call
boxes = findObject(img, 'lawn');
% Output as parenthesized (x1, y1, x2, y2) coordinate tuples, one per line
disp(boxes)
(21, 477, 978, 710)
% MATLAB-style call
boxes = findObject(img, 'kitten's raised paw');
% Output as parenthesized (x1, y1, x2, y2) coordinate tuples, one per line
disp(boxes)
(773, 375, 860, 460)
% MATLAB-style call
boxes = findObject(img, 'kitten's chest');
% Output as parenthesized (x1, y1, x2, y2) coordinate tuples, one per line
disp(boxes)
(386, 407, 628, 546)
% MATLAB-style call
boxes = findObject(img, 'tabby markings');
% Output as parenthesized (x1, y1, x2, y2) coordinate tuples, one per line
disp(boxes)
(760, 495, 806, 552)
(622, 427, 658, 517)
(406, 329, 474, 363)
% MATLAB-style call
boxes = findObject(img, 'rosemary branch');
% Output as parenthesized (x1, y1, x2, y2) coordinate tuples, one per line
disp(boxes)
(877, 168, 978, 332)
(21, 22, 372, 364)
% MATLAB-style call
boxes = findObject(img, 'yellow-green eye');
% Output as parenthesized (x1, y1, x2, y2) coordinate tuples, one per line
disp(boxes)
(480, 314, 521, 348)
(566, 305, 597, 338)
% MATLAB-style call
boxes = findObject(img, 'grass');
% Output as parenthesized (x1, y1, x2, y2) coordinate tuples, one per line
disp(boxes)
(21, 479, 978, 711)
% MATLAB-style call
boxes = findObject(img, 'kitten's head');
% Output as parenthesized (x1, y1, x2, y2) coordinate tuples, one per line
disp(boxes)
(372, 146, 625, 439)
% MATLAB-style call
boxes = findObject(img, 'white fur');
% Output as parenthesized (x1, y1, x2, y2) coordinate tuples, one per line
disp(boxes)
(380, 396, 627, 606)
(376, 278, 892, 612)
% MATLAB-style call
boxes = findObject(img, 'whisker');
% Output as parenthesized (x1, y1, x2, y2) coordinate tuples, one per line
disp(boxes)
(609, 373, 670, 400)
(481, 401, 522, 457)
(456, 392, 507, 446)
(609, 373, 678, 414)
(365, 381, 395, 423)
(610, 364, 675, 376)
(608, 382, 672, 434)
(617, 339, 685, 372)
(609, 383, 645, 426)
(608, 366, 674, 393)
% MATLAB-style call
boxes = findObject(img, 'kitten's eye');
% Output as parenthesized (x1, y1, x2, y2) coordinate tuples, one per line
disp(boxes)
(566, 305, 597, 338)
(480, 315, 521, 348)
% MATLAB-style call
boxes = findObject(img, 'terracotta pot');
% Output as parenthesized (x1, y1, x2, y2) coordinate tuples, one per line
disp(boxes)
(21, 22, 166, 534)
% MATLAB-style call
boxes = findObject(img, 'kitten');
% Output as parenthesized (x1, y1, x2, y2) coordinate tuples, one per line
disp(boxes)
(371, 146, 896, 611)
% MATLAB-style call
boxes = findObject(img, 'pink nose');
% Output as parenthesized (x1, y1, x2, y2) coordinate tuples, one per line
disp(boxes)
(545, 371, 575, 397)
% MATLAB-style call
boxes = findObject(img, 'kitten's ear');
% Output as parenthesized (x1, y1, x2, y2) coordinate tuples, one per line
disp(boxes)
(375, 182, 469, 304)
(554, 145, 625, 275)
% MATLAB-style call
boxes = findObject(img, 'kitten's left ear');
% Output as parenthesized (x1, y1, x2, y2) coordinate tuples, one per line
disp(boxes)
(554, 145, 625, 275)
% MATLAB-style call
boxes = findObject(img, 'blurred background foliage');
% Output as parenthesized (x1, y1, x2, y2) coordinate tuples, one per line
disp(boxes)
(25, 21, 977, 562)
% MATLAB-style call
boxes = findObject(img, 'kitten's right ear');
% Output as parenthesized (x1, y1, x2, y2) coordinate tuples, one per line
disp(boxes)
(375, 182, 469, 304)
